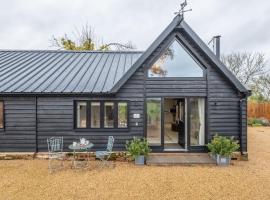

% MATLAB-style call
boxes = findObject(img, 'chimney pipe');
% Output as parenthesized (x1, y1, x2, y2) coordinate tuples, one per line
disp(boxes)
(214, 35, 221, 59)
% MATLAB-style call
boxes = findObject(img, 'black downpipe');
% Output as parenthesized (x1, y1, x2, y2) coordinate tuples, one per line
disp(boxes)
(239, 97, 244, 155)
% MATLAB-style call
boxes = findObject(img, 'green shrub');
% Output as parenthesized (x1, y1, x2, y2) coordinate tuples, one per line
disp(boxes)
(207, 134, 240, 157)
(126, 137, 151, 159)
(259, 118, 270, 126)
(247, 118, 253, 126)
(248, 118, 264, 126)
(252, 123, 263, 127)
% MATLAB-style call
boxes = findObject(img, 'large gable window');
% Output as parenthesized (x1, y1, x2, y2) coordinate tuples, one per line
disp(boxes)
(148, 39, 204, 78)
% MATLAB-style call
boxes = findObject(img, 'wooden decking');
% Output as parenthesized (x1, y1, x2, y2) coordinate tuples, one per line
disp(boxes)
(146, 153, 216, 166)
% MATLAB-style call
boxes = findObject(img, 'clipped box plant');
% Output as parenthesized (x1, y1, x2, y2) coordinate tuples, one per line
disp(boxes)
(207, 134, 239, 166)
(126, 137, 151, 165)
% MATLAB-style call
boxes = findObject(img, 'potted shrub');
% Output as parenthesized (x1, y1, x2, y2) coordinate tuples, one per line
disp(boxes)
(126, 137, 151, 165)
(207, 134, 239, 166)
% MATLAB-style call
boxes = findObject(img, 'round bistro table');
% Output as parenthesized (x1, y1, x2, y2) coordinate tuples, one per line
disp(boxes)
(68, 143, 94, 169)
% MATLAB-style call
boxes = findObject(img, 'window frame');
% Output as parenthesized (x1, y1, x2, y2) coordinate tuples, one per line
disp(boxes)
(189, 97, 206, 146)
(74, 100, 129, 130)
(90, 101, 101, 128)
(76, 101, 88, 129)
(147, 34, 206, 79)
(0, 101, 4, 130)
(117, 102, 128, 129)
(104, 102, 116, 129)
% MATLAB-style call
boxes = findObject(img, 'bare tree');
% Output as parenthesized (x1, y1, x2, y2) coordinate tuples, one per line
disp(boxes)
(51, 23, 136, 51)
(221, 52, 267, 86)
(222, 52, 270, 100)
(252, 74, 270, 101)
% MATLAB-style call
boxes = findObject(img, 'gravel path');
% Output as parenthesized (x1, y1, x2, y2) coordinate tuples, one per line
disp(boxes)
(0, 127, 270, 200)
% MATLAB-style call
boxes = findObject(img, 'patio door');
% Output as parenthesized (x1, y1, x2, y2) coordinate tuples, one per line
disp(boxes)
(146, 98, 162, 147)
(146, 97, 205, 151)
(163, 98, 186, 150)
(146, 98, 186, 151)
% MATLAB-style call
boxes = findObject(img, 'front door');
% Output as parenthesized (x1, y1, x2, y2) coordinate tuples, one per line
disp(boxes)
(163, 98, 186, 150)
(146, 98, 187, 151)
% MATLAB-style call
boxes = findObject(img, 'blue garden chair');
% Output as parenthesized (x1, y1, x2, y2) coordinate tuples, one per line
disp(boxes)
(96, 136, 114, 168)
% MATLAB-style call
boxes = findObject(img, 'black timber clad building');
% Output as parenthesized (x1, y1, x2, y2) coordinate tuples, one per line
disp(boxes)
(0, 15, 250, 153)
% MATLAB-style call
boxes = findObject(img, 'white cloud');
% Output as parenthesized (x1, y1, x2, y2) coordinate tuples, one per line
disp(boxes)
(0, 0, 270, 64)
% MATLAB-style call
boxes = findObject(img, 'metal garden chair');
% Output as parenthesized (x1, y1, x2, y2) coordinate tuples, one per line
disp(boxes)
(47, 136, 65, 173)
(95, 136, 114, 168)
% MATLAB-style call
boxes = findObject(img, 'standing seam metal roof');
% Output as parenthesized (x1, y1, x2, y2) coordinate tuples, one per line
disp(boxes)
(0, 50, 143, 93)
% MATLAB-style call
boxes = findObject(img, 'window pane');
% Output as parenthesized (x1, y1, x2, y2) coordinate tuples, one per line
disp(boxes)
(147, 98, 161, 146)
(0, 102, 3, 129)
(104, 102, 114, 128)
(118, 102, 127, 128)
(190, 98, 205, 146)
(148, 40, 203, 77)
(91, 102, 100, 128)
(77, 102, 87, 128)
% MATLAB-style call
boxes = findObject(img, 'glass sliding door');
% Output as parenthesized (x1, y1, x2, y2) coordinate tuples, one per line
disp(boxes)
(190, 98, 205, 146)
(146, 98, 161, 146)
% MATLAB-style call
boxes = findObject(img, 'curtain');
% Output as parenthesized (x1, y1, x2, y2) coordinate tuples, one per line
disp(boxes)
(198, 99, 205, 145)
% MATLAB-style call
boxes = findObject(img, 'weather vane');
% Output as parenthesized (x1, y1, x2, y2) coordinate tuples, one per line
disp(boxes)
(174, 0, 192, 18)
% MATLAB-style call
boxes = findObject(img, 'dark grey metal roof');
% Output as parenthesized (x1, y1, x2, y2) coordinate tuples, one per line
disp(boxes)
(0, 50, 143, 93)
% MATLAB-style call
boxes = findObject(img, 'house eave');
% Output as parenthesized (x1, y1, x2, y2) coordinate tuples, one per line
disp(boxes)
(0, 92, 115, 97)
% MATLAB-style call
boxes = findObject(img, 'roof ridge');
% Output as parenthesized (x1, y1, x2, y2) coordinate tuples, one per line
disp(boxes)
(0, 49, 144, 53)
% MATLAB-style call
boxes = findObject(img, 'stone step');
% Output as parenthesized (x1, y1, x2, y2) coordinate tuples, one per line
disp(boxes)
(146, 153, 216, 166)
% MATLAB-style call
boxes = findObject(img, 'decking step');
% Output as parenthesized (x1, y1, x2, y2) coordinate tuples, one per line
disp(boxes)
(146, 153, 216, 166)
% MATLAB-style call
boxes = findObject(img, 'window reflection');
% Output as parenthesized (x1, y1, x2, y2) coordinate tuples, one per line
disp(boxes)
(147, 98, 161, 146)
(104, 102, 114, 128)
(91, 102, 100, 128)
(148, 40, 203, 77)
(77, 102, 87, 128)
(190, 98, 205, 146)
(118, 102, 127, 128)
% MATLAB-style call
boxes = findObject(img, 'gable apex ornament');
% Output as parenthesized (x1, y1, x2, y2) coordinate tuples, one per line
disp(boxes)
(174, 0, 192, 19)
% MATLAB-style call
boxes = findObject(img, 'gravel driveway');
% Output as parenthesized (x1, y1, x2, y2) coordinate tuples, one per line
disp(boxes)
(0, 127, 269, 200)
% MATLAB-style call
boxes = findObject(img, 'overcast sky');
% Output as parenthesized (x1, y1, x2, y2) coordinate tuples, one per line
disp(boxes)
(1, 0, 270, 64)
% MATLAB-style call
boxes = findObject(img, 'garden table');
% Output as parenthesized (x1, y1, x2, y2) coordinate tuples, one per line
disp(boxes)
(68, 143, 94, 169)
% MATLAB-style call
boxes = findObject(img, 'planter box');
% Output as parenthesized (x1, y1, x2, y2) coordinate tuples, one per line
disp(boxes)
(135, 155, 145, 165)
(216, 154, 231, 166)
